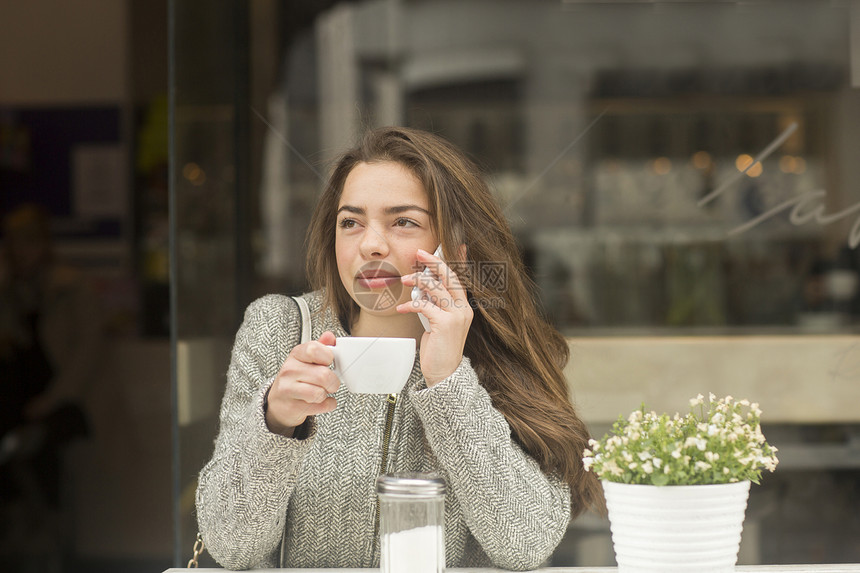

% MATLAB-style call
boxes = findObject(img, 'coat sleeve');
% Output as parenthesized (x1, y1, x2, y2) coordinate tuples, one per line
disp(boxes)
(408, 356, 571, 571)
(195, 296, 315, 570)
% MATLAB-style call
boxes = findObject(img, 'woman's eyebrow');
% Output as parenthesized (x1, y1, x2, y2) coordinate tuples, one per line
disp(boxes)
(336, 205, 364, 216)
(384, 205, 430, 216)
(336, 205, 430, 216)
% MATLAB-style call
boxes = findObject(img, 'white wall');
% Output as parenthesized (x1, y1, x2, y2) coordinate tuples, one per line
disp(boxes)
(0, 0, 128, 105)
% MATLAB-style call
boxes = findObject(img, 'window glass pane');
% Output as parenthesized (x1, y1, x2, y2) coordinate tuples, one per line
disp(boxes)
(171, 0, 860, 566)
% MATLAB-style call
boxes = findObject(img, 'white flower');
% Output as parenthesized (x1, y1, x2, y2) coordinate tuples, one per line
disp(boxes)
(761, 455, 778, 472)
(602, 459, 621, 476)
(584, 394, 776, 485)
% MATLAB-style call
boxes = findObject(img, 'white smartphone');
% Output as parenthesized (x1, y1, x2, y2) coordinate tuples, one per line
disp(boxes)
(411, 245, 443, 332)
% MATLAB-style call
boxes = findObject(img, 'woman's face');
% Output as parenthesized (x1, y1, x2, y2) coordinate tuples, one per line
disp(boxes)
(335, 161, 438, 317)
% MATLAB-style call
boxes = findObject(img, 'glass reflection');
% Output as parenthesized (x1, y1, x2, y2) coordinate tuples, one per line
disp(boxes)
(251, 0, 860, 333)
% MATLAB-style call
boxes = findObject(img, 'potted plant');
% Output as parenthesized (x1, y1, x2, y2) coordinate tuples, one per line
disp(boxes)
(582, 393, 779, 573)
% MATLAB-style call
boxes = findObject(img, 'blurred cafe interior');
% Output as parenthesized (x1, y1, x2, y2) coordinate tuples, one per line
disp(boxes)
(1, 0, 860, 571)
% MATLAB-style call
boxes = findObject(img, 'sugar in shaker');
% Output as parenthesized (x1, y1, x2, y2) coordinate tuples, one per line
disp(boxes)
(376, 472, 446, 573)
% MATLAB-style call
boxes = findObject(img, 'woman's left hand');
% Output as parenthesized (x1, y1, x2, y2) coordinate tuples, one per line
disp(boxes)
(397, 245, 473, 387)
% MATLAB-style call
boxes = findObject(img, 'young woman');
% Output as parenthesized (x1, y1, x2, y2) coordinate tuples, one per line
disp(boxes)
(195, 126, 603, 570)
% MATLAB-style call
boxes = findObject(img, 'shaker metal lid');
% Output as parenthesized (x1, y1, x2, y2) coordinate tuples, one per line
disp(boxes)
(376, 472, 446, 496)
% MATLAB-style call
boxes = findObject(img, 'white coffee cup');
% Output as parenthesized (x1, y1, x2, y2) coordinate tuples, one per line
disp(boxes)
(331, 337, 416, 394)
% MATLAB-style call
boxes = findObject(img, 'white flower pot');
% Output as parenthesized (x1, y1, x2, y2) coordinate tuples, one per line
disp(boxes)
(602, 480, 751, 573)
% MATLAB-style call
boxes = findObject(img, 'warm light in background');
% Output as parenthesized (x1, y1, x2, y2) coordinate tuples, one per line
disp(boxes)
(182, 162, 207, 186)
(735, 154, 762, 178)
(793, 156, 806, 174)
(779, 155, 806, 174)
(182, 162, 200, 180)
(779, 155, 796, 173)
(692, 150, 712, 170)
(652, 156, 672, 175)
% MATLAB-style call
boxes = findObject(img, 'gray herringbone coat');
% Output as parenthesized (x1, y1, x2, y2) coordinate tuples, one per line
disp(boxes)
(196, 291, 571, 570)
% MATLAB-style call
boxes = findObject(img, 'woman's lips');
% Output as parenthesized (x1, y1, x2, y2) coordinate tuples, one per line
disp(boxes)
(352, 261, 404, 310)
(355, 273, 401, 289)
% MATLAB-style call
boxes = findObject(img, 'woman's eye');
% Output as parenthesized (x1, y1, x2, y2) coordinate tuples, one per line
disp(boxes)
(338, 218, 357, 229)
(394, 217, 417, 228)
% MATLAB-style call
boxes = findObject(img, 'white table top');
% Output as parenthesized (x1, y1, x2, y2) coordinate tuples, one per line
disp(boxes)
(165, 566, 860, 572)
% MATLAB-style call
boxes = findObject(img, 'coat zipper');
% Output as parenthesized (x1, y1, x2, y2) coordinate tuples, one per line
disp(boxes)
(372, 393, 398, 559)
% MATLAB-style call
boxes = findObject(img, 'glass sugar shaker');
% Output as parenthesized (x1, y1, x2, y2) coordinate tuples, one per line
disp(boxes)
(376, 472, 446, 573)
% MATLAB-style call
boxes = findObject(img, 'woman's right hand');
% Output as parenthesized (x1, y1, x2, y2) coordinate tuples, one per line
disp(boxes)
(265, 331, 339, 437)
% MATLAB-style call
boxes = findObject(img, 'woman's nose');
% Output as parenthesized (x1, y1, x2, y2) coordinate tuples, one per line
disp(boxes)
(359, 225, 390, 258)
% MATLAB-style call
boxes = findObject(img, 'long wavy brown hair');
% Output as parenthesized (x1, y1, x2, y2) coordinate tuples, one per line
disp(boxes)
(305, 126, 604, 517)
